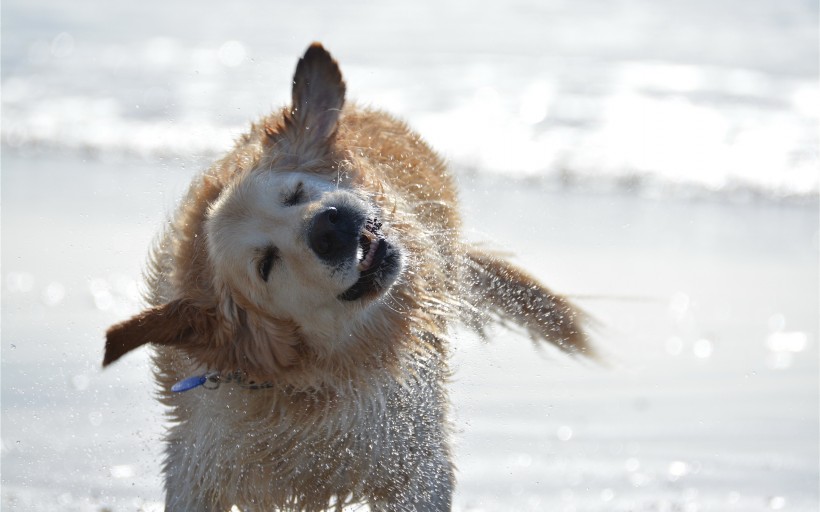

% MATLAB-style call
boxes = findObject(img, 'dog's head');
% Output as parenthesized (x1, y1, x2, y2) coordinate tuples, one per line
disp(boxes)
(207, 168, 403, 332)
(103, 44, 406, 376)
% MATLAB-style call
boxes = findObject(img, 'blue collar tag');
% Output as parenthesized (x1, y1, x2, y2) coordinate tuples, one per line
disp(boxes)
(171, 374, 208, 393)
(169, 371, 271, 392)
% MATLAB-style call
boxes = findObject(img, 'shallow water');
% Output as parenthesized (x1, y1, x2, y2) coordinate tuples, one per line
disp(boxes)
(2, 0, 818, 198)
(1, 152, 817, 510)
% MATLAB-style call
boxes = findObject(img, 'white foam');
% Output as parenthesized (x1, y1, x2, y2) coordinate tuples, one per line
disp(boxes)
(2, 4, 816, 203)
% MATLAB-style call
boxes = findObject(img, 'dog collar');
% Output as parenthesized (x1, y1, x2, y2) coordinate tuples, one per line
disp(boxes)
(171, 371, 274, 393)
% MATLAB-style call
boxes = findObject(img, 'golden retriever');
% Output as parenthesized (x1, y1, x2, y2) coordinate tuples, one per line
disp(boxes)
(103, 43, 590, 511)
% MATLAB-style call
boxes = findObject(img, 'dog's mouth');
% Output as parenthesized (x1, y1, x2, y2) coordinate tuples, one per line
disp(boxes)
(356, 218, 385, 272)
(340, 218, 400, 301)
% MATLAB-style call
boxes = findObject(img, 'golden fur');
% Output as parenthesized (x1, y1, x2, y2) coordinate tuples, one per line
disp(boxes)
(104, 43, 590, 511)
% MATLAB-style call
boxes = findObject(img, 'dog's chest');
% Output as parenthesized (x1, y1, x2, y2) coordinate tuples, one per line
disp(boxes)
(171, 365, 444, 497)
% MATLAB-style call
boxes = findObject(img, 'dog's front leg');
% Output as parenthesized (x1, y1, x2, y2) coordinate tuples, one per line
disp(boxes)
(162, 432, 226, 512)
(399, 454, 454, 512)
(366, 349, 455, 511)
(369, 444, 454, 512)
(164, 488, 217, 512)
(370, 425, 455, 512)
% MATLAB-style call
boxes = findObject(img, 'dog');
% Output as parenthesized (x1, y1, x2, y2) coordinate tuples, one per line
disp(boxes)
(103, 43, 591, 511)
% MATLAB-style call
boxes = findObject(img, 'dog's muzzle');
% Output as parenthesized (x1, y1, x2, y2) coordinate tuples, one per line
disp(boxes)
(308, 202, 401, 302)
(308, 206, 361, 264)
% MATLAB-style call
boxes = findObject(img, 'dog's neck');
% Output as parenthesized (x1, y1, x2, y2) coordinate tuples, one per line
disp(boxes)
(295, 303, 382, 350)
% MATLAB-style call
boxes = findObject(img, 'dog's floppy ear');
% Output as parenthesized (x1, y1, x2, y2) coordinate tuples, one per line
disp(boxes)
(103, 300, 214, 367)
(285, 42, 346, 149)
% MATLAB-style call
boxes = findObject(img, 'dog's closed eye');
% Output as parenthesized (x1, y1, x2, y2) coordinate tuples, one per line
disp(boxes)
(258, 246, 279, 282)
(283, 183, 305, 206)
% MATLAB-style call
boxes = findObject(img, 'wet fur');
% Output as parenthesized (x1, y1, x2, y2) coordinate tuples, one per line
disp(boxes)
(104, 43, 590, 511)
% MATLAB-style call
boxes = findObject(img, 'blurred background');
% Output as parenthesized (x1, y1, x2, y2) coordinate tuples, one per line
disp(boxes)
(2, 0, 818, 196)
(2, 0, 818, 510)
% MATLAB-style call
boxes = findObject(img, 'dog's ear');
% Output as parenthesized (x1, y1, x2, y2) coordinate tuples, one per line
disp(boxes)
(285, 42, 346, 150)
(103, 300, 214, 367)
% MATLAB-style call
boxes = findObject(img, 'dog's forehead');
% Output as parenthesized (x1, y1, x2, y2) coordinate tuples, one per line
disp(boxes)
(207, 170, 341, 249)
(251, 170, 335, 196)
(211, 171, 332, 218)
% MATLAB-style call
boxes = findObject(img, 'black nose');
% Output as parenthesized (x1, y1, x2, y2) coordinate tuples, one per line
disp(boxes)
(309, 206, 359, 263)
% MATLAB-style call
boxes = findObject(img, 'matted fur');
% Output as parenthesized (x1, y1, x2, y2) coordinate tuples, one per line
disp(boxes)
(104, 43, 590, 511)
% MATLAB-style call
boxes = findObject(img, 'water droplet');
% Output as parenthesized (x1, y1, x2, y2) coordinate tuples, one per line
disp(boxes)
(668, 460, 690, 481)
(218, 41, 246, 67)
(766, 331, 808, 353)
(519, 81, 553, 125)
(514, 453, 532, 467)
(110, 464, 135, 479)
(71, 374, 90, 391)
(94, 292, 114, 311)
(89, 277, 114, 310)
(6, 272, 34, 293)
(768, 313, 786, 332)
(768, 496, 786, 510)
(767, 351, 794, 370)
(57, 492, 74, 506)
(141, 502, 165, 512)
(668, 291, 690, 321)
(88, 411, 103, 427)
(684, 488, 700, 501)
(42, 281, 66, 306)
(629, 472, 651, 488)
(556, 425, 573, 441)
(693, 338, 713, 359)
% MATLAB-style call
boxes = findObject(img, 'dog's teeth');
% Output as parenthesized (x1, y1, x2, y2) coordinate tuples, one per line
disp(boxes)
(357, 238, 380, 271)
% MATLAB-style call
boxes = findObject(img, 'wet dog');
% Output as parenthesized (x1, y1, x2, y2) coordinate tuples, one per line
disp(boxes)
(103, 43, 590, 511)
